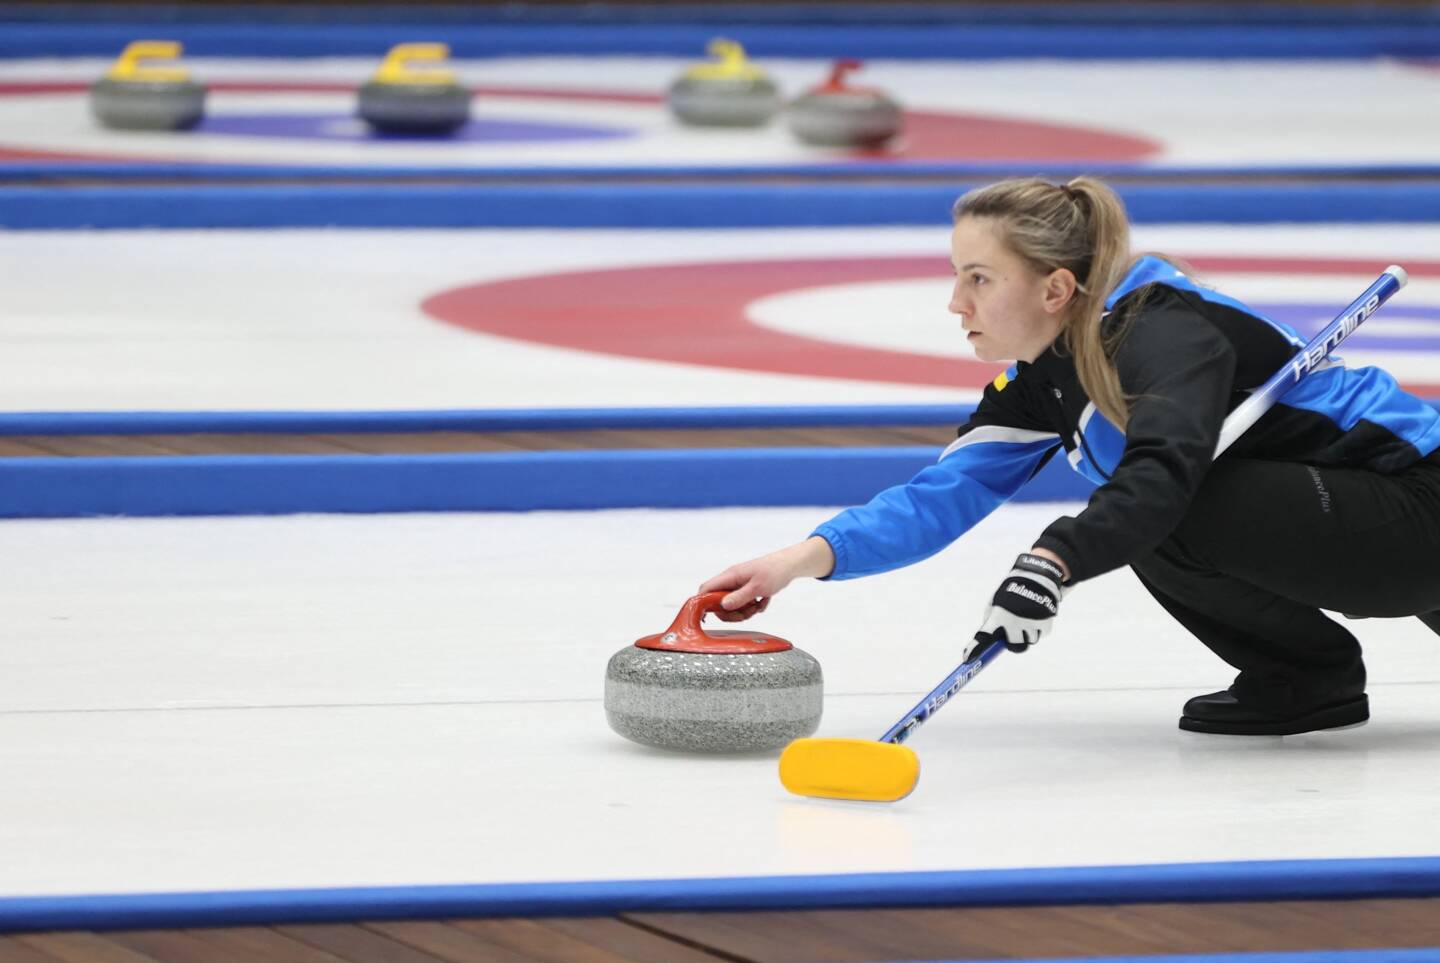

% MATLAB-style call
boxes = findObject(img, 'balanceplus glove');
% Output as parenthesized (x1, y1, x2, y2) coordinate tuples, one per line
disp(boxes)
(967, 553, 1066, 657)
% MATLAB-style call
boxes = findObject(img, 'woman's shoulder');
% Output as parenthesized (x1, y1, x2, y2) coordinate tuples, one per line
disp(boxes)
(1106, 283, 1239, 382)
(1102, 281, 1194, 336)
(1110, 279, 1188, 309)
(1105, 254, 1193, 307)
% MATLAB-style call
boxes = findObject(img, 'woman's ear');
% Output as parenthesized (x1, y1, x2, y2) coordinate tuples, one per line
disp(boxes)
(1042, 269, 1078, 315)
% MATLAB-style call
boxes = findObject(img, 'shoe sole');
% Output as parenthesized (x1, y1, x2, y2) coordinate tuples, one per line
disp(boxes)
(1178, 694, 1369, 736)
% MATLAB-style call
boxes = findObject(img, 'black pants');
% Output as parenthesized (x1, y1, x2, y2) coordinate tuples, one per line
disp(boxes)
(1130, 451, 1440, 712)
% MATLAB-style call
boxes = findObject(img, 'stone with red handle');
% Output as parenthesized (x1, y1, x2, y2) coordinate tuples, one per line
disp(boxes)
(605, 592, 824, 753)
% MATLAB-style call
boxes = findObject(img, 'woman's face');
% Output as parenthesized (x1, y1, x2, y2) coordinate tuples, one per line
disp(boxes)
(949, 217, 1073, 364)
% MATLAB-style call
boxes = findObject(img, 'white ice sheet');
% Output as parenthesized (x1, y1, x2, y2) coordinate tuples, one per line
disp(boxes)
(1, 504, 1437, 897)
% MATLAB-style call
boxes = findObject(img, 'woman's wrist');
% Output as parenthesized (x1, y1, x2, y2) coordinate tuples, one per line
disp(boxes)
(1028, 545, 1071, 582)
(792, 536, 836, 579)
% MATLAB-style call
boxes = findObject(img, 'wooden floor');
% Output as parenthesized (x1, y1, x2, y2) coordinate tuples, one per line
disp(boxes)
(0, 426, 956, 458)
(4, 900, 1439, 962)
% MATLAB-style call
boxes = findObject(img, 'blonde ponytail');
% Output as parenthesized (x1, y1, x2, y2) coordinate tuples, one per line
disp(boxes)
(952, 176, 1138, 428)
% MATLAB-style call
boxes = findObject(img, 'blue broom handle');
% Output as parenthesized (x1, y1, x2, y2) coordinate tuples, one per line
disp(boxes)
(1214, 265, 1408, 456)
(882, 635, 1007, 744)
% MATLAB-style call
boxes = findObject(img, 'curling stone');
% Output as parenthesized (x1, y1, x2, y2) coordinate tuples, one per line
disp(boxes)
(787, 59, 902, 148)
(667, 38, 780, 128)
(606, 592, 823, 753)
(89, 41, 206, 131)
(358, 43, 471, 135)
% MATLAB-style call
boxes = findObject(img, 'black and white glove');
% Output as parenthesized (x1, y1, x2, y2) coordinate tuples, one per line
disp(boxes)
(965, 553, 1066, 659)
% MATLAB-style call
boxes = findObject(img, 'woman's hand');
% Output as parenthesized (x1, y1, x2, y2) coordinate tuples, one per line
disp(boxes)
(965, 552, 1066, 659)
(698, 536, 836, 622)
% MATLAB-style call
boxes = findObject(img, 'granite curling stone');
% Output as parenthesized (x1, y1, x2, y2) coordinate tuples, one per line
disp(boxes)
(358, 42, 471, 135)
(606, 592, 823, 753)
(787, 59, 902, 148)
(90, 40, 206, 131)
(667, 38, 781, 128)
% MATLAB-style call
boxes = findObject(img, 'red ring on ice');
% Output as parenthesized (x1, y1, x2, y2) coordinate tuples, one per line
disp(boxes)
(421, 255, 1440, 395)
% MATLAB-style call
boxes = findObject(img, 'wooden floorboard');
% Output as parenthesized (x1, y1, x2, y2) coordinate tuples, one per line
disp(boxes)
(6, 901, 1440, 963)
(275, 924, 453, 963)
(0, 937, 72, 963)
(623, 899, 1440, 963)
(187, 926, 353, 962)
(448, 918, 722, 963)
(100, 929, 272, 963)
(10, 931, 158, 963)
(0, 426, 957, 458)
(361, 921, 537, 963)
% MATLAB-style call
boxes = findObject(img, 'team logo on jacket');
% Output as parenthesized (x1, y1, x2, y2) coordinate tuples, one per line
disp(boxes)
(992, 365, 1020, 392)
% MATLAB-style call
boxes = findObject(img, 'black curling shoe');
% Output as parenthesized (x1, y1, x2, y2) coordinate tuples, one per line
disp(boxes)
(1179, 690, 1369, 736)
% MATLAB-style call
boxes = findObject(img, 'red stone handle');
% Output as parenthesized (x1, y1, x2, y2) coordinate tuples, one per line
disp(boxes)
(821, 58, 863, 92)
(680, 591, 731, 631)
(634, 592, 793, 654)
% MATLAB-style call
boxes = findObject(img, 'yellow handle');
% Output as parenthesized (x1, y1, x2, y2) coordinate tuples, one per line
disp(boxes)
(683, 38, 766, 81)
(373, 42, 456, 85)
(106, 40, 190, 83)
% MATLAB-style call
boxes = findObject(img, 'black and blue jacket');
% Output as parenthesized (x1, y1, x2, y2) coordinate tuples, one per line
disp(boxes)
(813, 256, 1440, 584)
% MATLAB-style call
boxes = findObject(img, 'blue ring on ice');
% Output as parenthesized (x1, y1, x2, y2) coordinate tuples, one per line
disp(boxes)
(193, 112, 635, 143)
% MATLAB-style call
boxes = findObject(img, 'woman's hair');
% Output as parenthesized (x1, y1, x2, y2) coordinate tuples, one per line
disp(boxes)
(951, 176, 1136, 428)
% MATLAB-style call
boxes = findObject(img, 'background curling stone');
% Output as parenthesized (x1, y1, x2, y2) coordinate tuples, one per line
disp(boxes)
(90, 40, 206, 131)
(667, 38, 780, 128)
(787, 59, 902, 148)
(606, 592, 822, 753)
(358, 42, 471, 135)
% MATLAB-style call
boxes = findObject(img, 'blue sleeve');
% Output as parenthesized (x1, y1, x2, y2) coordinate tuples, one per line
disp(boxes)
(811, 426, 1061, 580)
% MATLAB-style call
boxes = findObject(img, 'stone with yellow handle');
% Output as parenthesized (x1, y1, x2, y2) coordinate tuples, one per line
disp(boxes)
(90, 40, 206, 131)
(667, 38, 780, 128)
(358, 42, 471, 135)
